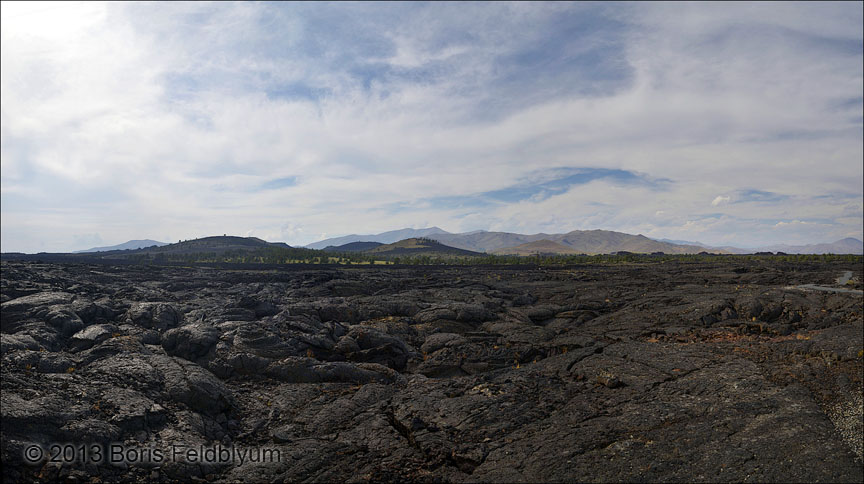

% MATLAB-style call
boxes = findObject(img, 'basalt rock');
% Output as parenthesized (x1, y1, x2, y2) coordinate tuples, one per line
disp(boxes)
(126, 302, 181, 331)
(1, 259, 861, 483)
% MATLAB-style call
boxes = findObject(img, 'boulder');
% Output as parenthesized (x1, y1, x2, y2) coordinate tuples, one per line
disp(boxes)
(238, 295, 279, 318)
(0, 334, 41, 354)
(39, 306, 85, 337)
(126, 302, 181, 331)
(148, 355, 235, 416)
(70, 324, 117, 351)
(162, 323, 221, 361)
(265, 357, 402, 384)
(1, 292, 75, 315)
(421, 333, 469, 354)
(345, 326, 416, 370)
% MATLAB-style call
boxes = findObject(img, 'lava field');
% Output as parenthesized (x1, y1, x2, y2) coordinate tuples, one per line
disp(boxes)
(1, 259, 862, 482)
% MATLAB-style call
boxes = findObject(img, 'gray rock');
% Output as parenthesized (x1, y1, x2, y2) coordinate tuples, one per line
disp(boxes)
(140, 329, 161, 345)
(414, 306, 458, 324)
(2, 259, 862, 484)
(39, 305, 85, 337)
(126, 302, 181, 331)
(421, 332, 469, 354)
(70, 324, 117, 351)
(0, 334, 41, 354)
(60, 418, 122, 443)
(70, 299, 119, 325)
(334, 335, 361, 354)
(345, 326, 416, 370)
(162, 323, 220, 361)
(271, 424, 295, 443)
(1, 291, 75, 314)
(265, 357, 402, 384)
(238, 295, 279, 317)
(525, 304, 562, 323)
(148, 355, 235, 416)
(100, 388, 166, 431)
(35, 353, 76, 373)
(233, 326, 299, 359)
(85, 353, 164, 390)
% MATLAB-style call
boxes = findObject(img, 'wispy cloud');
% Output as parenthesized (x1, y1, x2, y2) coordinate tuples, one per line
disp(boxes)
(1, 1, 861, 251)
(711, 196, 730, 207)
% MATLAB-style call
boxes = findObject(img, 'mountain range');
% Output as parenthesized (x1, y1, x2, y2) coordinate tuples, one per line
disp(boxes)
(75, 239, 168, 253)
(652, 237, 864, 255)
(491, 240, 580, 256)
(48, 230, 864, 256)
(740, 237, 864, 255)
(431, 229, 714, 254)
(305, 227, 448, 250)
(310, 229, 717, 255)
(308, 228, 863, 255)
(362, 238, 482, 258)
(321, 241, 384, 252)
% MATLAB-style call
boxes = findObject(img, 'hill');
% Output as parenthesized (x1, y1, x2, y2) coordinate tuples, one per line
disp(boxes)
(431, 231, 544, 252)
(322, 241, 384, 252)
(553, 230, 714, 255)
(492, 239, 580, 255)
(135, 236, 290, 255)
(362, 238, 482, 258)
(75, 239, 167, 253)
(74, 236, 293, 260)
(305, 227, 450, 250)
(430, 229, 720, 254)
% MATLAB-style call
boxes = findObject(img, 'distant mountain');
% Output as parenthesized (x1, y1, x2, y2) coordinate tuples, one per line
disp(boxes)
(555, 230, 715, 254)
(322, 241, 383, 252)
(661, 237, 864, 255)
(299, 228, 864, 256)
(305, 227, 450, 250)
(654, 238, 710, 247)
(430, 231, 543, 252)
(75, 239, 167, 253)
(492, 240, 580, 256)
(306, 228, 722, 254)
(430, 229, 720, 255)
(362, 238, 482, 258)
(753, 238, 863, 255)
(80, 236, 291, 259)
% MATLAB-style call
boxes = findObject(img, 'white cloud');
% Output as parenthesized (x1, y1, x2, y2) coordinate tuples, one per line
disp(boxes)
(711, 196, 731, 207)
(774, 220, 810, 228)
(1, 2, 862, 252)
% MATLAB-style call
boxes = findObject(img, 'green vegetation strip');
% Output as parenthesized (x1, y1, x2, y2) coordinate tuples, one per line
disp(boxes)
(122, 247, 864, 266)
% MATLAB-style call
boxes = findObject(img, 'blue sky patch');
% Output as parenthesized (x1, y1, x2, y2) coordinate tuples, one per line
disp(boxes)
(257, 177, 298, 190)
(735, 189, 790, 203)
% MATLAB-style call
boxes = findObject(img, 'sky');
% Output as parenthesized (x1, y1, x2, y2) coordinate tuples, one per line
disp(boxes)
(1, 1, 862, 252)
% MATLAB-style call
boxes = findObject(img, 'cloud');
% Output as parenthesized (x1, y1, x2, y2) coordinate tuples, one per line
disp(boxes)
(1, 2, 862, 251)
(775, 220, 807, 227)
(711, 196, 731, 207)
(392, 167, 668, 211)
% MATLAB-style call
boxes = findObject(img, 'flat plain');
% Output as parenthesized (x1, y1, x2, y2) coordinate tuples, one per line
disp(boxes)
(1, 258, 862, 482)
